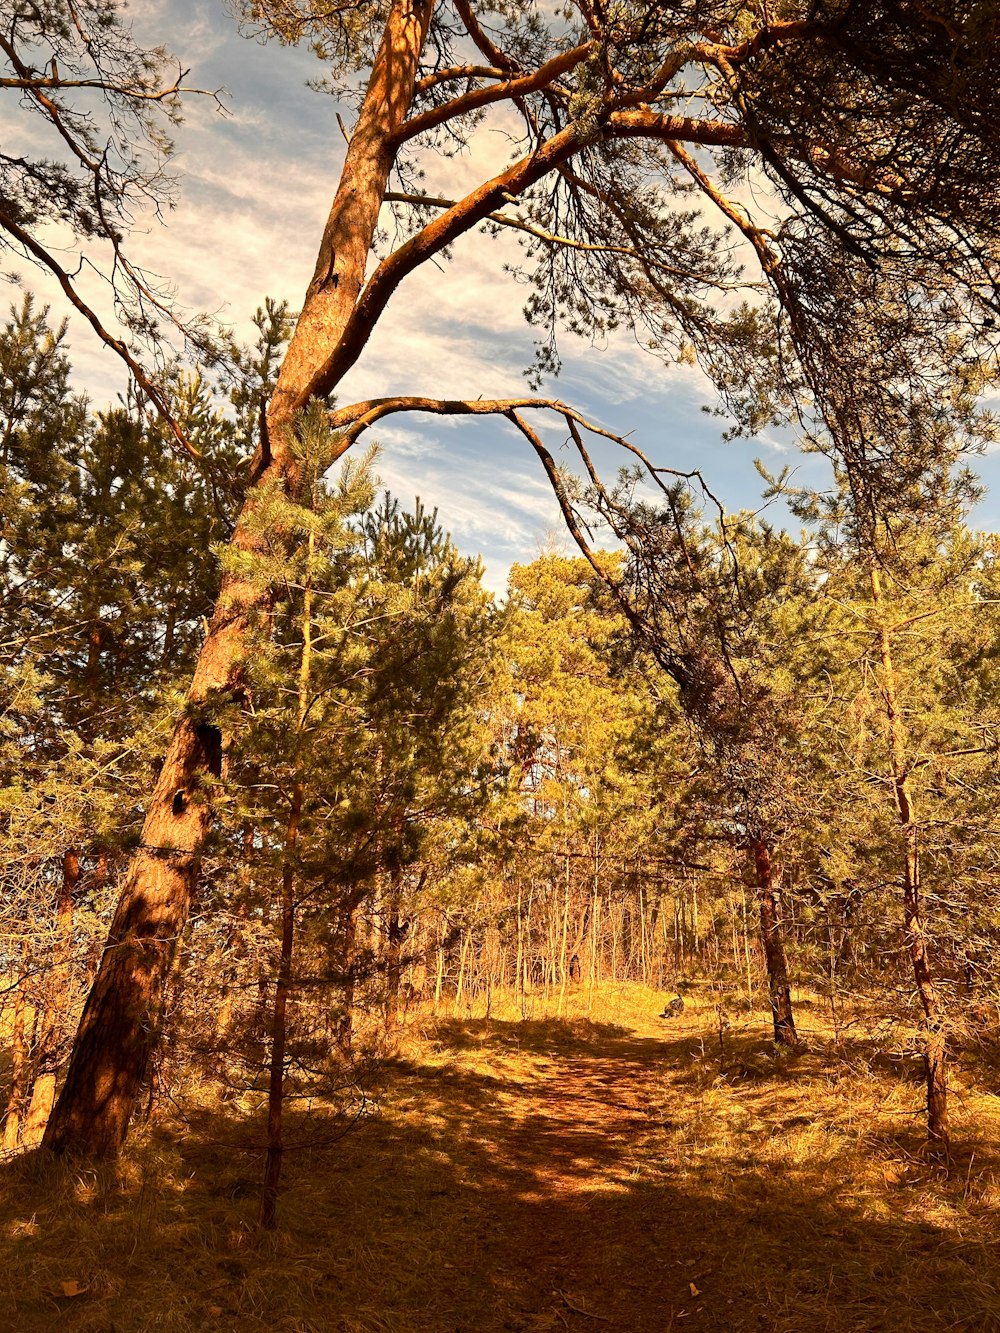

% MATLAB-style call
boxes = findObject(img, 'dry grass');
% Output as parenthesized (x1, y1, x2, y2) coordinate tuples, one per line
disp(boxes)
(4, 986, 1000, 1331)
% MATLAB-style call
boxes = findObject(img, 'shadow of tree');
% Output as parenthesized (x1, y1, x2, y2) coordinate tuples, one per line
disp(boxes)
(3, 1014, 1000, 1332)
(419, 1016, 632, 1057)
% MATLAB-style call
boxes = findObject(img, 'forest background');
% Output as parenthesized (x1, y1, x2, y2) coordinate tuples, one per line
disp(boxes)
(5, 5, 1000, 1325)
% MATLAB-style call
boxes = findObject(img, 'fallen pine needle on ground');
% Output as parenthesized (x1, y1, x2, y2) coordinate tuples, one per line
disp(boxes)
(3, 986, 1000, 1332)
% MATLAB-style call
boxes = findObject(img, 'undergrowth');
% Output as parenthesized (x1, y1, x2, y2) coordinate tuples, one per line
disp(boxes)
(3, 986, 1000, 1331)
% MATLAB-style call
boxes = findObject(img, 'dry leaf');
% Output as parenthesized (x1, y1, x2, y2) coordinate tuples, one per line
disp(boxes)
(58, 1279, 88, 1298)
(689, 1282, 700, 1297)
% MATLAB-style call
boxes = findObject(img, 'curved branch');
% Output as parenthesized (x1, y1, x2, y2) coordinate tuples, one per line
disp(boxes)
(452, 0, 519, 75)
(315, 112, 745, 400)
(414, 63, 506, 94)
(327, 394, 726, 520)
(382, 191, 751, 290)
(0, 205, 197, 461)
(396, 41, 593, 145)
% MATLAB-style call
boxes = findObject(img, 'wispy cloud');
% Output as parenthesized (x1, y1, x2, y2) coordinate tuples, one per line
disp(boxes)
(5, 0, 995, 584)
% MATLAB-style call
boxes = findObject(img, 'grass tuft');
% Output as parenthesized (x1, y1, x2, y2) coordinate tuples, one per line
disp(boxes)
(3, 986, 1000, 1330)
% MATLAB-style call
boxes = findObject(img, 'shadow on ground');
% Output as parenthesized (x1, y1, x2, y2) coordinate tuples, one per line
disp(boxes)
(3, 1014, 1000, 1332)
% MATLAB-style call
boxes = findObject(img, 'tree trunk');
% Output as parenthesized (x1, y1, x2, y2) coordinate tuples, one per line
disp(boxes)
(43, 719, 222, 1156)
(260, 785, 302, 1230)
(556, 861, 571, 1017)
(433, 915, 446, 1016)
(336, 900, 359, 1054)
(2, 939, 30, 1152)
(383, 865, 409, 1027)
(44, 0, 435, 1157)
(752, 838, 797, 1047)
(23, 849, 79, 1148)
(871, 564, 948, 1154)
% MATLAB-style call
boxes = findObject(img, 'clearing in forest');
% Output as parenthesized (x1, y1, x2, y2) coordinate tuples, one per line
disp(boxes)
(4, 989, 1000, 1332)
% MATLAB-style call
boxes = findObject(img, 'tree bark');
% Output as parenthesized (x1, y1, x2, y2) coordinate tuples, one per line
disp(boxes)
(44, 0, 435, 1157)
(23, 849, 78, 1147)
(383, 868, 405, 1027)
(2, 939, 30, 1152)
(336, 899, 360, 1054)
(752, 838, 798, 1047)
(43, 720, 223, 1156)
(870, 565, 948, 1153)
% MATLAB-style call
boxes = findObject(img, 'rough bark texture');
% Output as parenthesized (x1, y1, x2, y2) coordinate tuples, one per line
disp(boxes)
(752, 838, 798, 1048)
(44, 0, 434, 1158)
(43, 721, 222, 1155)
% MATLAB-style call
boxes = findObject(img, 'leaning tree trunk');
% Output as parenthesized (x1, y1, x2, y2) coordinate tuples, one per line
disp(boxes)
(751, 837, 798, 1048)
(42, 0, 434, 1158)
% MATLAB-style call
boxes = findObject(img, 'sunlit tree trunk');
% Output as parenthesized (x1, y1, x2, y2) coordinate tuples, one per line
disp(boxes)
(2, 940, 30, 1152)
(870, 564, 948, 1153)
(23, 849, 79, 1146)
(751, 837, 797, 1047)
(45, 0, 435, 1157)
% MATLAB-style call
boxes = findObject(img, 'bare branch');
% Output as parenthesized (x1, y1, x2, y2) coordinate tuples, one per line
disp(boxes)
(0, 204, 198, 462)
(396, 41, 594, 144)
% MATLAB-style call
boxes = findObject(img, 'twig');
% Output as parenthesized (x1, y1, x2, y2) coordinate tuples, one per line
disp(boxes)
(556, 1289, 612, 1322)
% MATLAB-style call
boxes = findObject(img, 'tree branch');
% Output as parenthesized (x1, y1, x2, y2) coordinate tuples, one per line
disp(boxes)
(452, 0, 519, 75)
(314, 112, 744, 399)
(382, 191, 750, 290)
(0, 205, 198, 462)
(397, 42, 593, 144)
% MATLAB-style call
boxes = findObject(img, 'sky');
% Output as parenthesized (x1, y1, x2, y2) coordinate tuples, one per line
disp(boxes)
(5, 0, 1000, 591)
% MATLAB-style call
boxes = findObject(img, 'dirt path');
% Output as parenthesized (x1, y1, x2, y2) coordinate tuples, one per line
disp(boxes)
(268, 1013, 1000, 1333)
(6, 1009, 1000, 1332)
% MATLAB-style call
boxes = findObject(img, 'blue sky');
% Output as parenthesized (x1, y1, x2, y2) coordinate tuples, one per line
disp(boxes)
(5, 0, 999, 590)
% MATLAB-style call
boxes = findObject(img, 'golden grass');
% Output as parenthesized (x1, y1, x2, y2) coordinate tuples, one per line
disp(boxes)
(4, 986, 1000, 1331)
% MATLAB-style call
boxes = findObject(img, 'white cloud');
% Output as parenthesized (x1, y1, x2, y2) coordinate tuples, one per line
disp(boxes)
(7, 0, 994, 584)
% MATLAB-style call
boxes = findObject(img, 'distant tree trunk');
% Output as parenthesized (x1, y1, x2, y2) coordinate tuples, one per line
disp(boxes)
(588, 868, 600, 1014)
(260, 785, 302, 1230)
(455, 928, 472, 1012)
(337, 899, 360, 1053)
(752, 838, 797, 1047)
(515, 881, 525, 1005)
(23, 849, 79, 1146)
(871, 563, 948, 1154)
(433, 915, 446, 1016)
(2, 940, 30, 1151)
(384, 868, 405, 1027)
(85, 851, 108, 987)
(739, 883, 754, 1007)
(557, 860, 571, 1016)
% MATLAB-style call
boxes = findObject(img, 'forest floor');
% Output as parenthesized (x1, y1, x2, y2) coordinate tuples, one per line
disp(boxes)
(5, 987, 1000, 1332)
